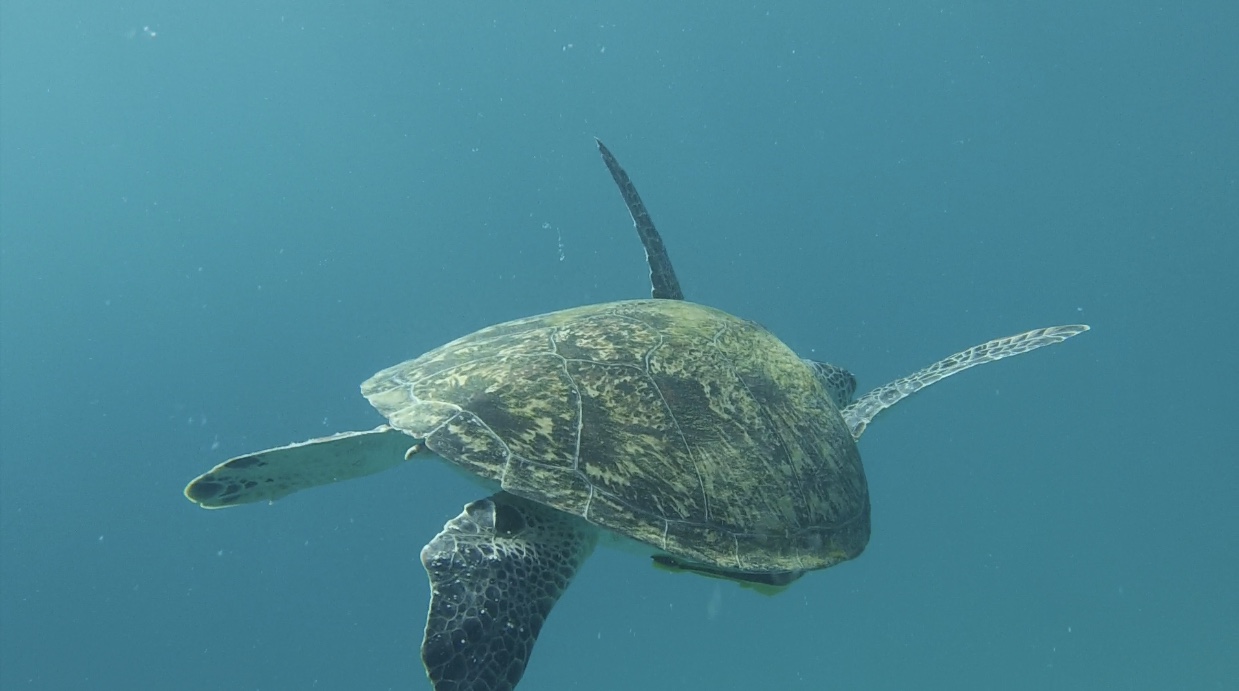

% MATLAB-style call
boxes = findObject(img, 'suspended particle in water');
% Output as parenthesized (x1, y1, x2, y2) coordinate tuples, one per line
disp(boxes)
(542, 222, 565, 261)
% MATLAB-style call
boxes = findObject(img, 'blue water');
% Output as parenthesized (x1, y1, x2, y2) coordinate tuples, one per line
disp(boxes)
(2, 2, 1235, 689)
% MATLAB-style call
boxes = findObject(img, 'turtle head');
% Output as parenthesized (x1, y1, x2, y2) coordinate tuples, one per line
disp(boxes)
(805, 359, 858, 410)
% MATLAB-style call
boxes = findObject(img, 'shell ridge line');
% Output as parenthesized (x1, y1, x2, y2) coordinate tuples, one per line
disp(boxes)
(582, 477, 813, 537)
(548, 328, 586, 474)
(396, 363, 469, 417)
(403, 385, 465, 442)
(580, 474, 690, 531)
(582, 485, 595, 519)
(642, 321, 711, 522)
(649, 492, 667, 518)
(709, 324, 805, 529)
(461, 407, 513, 486)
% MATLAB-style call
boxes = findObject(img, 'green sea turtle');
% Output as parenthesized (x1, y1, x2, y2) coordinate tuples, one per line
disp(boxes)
(185, 140, 1087, 691)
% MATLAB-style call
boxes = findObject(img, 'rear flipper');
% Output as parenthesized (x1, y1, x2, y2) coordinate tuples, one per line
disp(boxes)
(420, 492, 597, 691)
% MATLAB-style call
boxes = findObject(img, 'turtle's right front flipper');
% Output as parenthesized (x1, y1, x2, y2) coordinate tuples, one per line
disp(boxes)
(420, 492, 597, 691)
(842, 324, 1089, 440)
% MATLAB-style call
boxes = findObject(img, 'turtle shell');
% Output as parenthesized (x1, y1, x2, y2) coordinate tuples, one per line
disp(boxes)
(362, 299, 869, 575)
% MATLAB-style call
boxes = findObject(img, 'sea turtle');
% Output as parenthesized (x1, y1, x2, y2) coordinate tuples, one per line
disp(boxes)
(185, 140, 1087, 691)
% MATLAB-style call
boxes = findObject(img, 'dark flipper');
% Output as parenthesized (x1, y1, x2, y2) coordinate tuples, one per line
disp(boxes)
(419, 492, 597, 691)
(595, 138, 684, 300)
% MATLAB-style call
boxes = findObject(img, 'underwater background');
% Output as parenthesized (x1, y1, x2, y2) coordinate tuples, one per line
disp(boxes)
(1, 1, 1235, 689)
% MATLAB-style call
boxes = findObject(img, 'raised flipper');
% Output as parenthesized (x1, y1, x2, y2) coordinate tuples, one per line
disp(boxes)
(184, 425, 415, 508)
(420, 492, 597, 691)
(842, 324, 1089, 440)
(596, 139, 684, 300)
(805, 359, 858, 410)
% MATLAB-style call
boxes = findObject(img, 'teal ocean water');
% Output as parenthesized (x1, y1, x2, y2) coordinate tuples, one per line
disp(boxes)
(1, 2, 1235, 689)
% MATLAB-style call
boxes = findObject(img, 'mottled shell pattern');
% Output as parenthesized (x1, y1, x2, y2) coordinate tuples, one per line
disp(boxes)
(363, 298, 870, 575)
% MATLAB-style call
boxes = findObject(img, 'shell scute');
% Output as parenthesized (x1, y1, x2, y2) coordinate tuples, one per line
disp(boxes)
(362, 299, 871, 573)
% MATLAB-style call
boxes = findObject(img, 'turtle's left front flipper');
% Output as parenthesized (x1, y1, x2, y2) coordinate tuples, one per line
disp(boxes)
(420, 492, 597, 691)
(184, 425, 415, 508)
